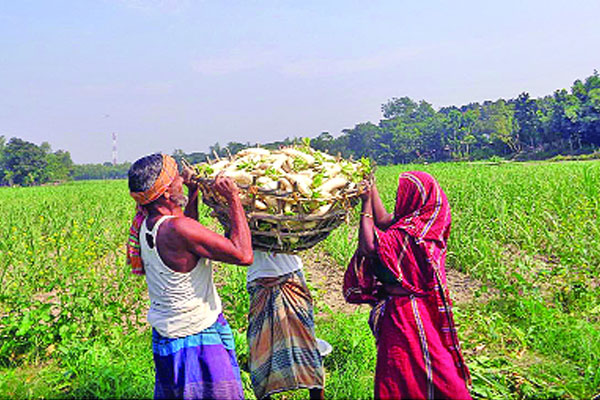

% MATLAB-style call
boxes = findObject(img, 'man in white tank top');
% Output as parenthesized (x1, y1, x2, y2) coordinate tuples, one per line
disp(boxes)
(128, 153, 253, 400)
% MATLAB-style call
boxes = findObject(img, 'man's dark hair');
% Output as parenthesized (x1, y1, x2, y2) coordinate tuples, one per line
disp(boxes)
(128, 153, 164, 192)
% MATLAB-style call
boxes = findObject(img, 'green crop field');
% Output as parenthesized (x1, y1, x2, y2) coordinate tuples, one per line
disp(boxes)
(1, 160, 599, 399)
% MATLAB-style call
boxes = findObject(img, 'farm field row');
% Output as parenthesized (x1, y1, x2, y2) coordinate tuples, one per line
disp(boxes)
(0, 160, 598, 399)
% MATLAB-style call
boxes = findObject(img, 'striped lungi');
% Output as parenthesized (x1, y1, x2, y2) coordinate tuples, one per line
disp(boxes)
(152, 313, 244, 400)
(246, 270, 324, 399)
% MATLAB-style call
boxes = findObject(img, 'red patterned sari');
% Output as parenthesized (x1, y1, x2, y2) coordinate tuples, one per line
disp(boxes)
(344, 171, 471, 400)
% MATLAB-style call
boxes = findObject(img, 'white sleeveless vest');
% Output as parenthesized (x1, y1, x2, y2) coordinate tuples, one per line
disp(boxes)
(140, 215, 222, 338)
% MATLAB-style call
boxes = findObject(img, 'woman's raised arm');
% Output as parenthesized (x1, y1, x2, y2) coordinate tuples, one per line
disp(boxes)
(371, 184, 395, 230)
(358, 183, 376, 255)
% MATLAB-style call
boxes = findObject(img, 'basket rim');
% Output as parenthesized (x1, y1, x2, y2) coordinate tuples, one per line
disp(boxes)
(193, 175, 368, 202)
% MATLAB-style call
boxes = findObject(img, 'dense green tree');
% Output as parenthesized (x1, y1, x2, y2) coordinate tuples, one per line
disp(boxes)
(440, 108, 465, 157)
(35, 142, 74, 182)
(3, 138, 48, 185)
(513, 93, 541, 149)
(391, 122, 422, 163)
(45, 150, 73, 182)
(382, 97, 418, 120)
(343, 122, 380, 159)
(480, 100, 518, 154)
(225, 141, 250, 156)
(578, 72, 600, 146)
(418, 112, 445, 161)
(311, 132, 334, 153)
(549, 89, 582, 151)
(458, 108, 480, 158)
(371, 128, 395, 165)
(0, 136, 6, 184)
(40, 141, 52, 155)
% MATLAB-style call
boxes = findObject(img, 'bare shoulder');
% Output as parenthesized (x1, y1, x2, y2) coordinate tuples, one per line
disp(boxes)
(167, 215, 220, 244)
(168, 215, 209, 235)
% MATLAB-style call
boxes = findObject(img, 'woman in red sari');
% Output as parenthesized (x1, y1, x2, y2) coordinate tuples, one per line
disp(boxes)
(344, 171, 471, 400)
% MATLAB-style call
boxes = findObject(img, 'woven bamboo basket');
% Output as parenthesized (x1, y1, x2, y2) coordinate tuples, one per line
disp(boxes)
(190, 172, 368, 253)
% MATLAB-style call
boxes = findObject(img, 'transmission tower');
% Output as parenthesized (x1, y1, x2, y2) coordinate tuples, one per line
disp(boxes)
(112, 132, 118, 166)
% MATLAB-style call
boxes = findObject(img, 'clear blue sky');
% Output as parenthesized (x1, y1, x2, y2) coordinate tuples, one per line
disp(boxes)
(1, 0, 599, 164)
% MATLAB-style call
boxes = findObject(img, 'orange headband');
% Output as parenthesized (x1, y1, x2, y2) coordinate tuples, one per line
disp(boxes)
(130, 154, 178, 205)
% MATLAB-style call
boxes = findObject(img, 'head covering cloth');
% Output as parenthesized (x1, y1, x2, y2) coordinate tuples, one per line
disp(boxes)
(377, 170, 451, 293)
(127, 154, 178, 275)
(344, 171, 450, 302)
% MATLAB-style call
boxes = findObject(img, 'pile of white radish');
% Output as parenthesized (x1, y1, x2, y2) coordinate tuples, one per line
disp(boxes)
(194, 145, 372, 216)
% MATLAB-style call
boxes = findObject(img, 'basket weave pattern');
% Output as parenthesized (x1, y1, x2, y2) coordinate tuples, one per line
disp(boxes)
(193, 176, 363, 252)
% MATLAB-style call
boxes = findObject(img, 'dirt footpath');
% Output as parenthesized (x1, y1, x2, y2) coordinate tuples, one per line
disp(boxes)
(300, 248, 485, 315)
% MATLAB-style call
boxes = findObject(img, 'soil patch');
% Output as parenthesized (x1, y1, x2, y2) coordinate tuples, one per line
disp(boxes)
(498, 244, 598, 298)
(299, 246, 368, 315)
(300, 246, 487, 314)
(445, 268, 489, 304)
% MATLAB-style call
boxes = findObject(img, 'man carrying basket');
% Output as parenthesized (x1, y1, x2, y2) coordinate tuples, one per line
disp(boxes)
(127, 153, 254, 400)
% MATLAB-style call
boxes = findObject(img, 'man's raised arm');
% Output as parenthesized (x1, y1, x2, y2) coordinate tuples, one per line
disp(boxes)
(178, 175, 253, 266)
(215, 175, 253, 265)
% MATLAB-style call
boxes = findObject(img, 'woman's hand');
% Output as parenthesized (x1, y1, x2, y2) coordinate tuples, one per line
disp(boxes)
(359, 179, 373, 201)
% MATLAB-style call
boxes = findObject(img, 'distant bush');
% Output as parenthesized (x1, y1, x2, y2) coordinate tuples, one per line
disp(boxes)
(549, 151, 600, 162)
(487, 155, 505, 164)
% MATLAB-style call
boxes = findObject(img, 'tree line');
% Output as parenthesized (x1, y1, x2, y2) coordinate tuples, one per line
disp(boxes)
(0, 136, 133, 186)
(2, 71, 599, 186)
(184, 71, 600, 165)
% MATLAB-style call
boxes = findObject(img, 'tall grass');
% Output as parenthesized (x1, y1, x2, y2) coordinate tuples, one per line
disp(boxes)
(0, 160, 599, 398)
